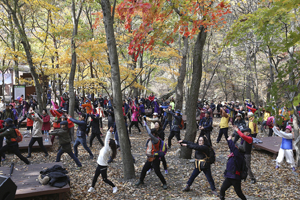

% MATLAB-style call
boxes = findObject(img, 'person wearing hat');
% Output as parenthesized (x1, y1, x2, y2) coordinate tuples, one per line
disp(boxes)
(198, 111, 213, 146)
(68, 113, 94, 159)
(232, 113, 246, 144)
(219, 135, 247, 200)
(272, 125, 295, 171)
(0, 118, 30, 166)
(89, 113, 104, 147)
(233, 126, 256, 184)
(146, 112, 159, 129)
(49, 120, 82, 168)
(168, 109, 182, 148)
(26, 112, 49, 158)
(2, 103, 14, 120)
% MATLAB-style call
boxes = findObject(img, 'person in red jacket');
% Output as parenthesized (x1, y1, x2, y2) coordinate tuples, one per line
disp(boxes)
(42, 109, 51, 134)
(148, 93, 155, 102)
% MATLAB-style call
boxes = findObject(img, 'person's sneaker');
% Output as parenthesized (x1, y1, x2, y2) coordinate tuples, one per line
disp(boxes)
(163, 184, 167, 190)
(275, 165, 279, 169)
(146, 169, 152, 174)
(135, 180, 144, 186)
(26, 155, 31, 158)
(292, 167, 296, 172)
(90, 155, 94, 160)
(112, 187, 118, 193)
(45, 153, 49, 157)
(1, 158, 5, 162)
(77, 166, 82, 170)
(88, 187, 95, 192)
(139, 132, 142, 134)
(183, 184, 190, 192)
(212, 190, 219, 196)
(165, 170, 168, 175)
(251, 179, 256, 184)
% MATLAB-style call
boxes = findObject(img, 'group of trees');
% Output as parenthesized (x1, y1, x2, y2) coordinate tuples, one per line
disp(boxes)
(0, 0, 299, 177)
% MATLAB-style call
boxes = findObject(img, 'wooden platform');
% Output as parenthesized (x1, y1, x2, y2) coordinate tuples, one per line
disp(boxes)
(0, 162, 70, 199)
(253, 137, 296, 157)
(3, 135, 52, 150)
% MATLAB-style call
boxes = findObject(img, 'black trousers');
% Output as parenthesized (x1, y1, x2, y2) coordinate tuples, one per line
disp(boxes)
(168, 130, 181, 148)
(268, 128, 273, 137)
(99, 117, 103, 128)
(0, 137, 5, 159)
(0, 142, 29, 166)
(217, 128, 228, 142)
(220, 178, 246, 200)
(28, 137, 48, 156)
(90, 133, 104, 147)
(140, 157, 166, 184)
(129, 121, 141, 134)
(92, 164, 115, 188)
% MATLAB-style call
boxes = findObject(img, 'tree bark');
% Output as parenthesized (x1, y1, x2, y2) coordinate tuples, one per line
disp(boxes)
(245, 44, 251, 100)
(175, 36, 188, 111)
(99, 0, 135, 179)
(180, 26, 207, 159)
(69, 0, 83, 118)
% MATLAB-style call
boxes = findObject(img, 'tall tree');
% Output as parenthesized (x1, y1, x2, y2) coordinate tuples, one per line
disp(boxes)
(98, 0, 135, 179)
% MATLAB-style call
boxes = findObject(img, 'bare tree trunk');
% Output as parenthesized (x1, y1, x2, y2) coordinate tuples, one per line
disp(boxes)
(69, 0, 83, 118)
(180, 26, 207, 159)
(245, 44, 251, 100)
(100, 0, 135, 179)
(8, 12, 19, 85)
(175, 36, 188, 111)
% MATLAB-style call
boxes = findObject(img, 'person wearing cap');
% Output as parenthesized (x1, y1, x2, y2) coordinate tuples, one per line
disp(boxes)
(89, 113, 104, 147)
(272, 125, 295, 171)
(2, 103, 14, 120)
(26, 112, 49, 158)
(233, 126, 256, 184)
(146, 112, 159, 129)
(219, 135, 246, 200)
(168, 109, 182, 148)
(162, 105, 173, 132)
(68, 113, 94, 159)
(129, 103, 141, 135)
(0, 118, 30, 166)
(248, 112, 258, 138)
(235, 100, 240, 109)
(198, 111, 213, 146)
(49, 121, 82, 168)
(216, 107, 229, 143)
(232, 113, 246, 144)
(210, 101, 216, 113)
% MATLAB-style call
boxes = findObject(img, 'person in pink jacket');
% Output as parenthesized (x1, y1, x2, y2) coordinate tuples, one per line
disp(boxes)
(129, 104, 141, 135)
(42, 109, 51, 134)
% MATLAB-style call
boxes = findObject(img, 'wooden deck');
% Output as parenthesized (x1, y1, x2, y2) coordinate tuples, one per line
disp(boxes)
(253, 137, 296, 157)
(0, 162, 70, 199)
(3, 135, 53, 150)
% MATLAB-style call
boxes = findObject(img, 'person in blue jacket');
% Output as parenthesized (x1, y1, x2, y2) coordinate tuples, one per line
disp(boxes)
(220, 135, 246, 200)
(67, 113, 94, 159)
(168, 109, 182, 148)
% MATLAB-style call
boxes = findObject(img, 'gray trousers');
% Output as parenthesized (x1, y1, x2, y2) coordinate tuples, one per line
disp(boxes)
(245, 154, 255, 179)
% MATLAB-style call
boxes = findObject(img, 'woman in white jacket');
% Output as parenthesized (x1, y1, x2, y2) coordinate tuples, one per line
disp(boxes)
(88, 126, 118, 193)
(272, 125, 295, 171)
(27, 112, 49, 158)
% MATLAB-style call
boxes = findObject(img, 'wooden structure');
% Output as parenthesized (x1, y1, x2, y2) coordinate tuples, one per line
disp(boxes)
(0, 162, 70, 199)
(3, 135, 52, 150)
(253, 136, 296, 157)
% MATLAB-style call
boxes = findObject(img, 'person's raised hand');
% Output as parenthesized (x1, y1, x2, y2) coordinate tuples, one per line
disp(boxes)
(227, 136, 232, 141)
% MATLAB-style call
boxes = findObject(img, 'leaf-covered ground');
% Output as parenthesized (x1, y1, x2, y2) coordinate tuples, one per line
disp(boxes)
(2, 118, 300, 199)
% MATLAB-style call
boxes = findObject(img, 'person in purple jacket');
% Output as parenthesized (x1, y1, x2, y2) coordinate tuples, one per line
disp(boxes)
(220, 135, 246, 200)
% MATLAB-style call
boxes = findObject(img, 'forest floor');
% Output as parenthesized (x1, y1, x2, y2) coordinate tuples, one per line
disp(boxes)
(1, 118, 300, 200)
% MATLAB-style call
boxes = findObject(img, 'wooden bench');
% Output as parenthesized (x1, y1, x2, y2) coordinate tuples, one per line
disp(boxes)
(0, 162, 70, 199)
(3, 135, 53, 150)
(253, 137, 296, 158)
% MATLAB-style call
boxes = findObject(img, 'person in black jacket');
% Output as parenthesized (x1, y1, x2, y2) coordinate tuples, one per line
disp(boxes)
(198, 112, 213, 146)
(220, 135, 246, 200)
(106, 107, 115, 131)
(217, 102, 222, 118)
(179, 137, 218, 196)
(232, 113, 246, 144)
(89, 114, 104, 147)
(168, 110, 182, 148)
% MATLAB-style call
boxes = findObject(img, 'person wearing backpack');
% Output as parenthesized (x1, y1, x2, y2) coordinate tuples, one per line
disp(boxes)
(220, 135, 246, 200)
(67, 113, 94, 159)
(135, 120, 167, 190)
(0, 118, 30, 166)
(233, 126, 256, 184)
(168, 109, 182, 149)
(27, 112, 49, 158)
(179, 137, 218, 196)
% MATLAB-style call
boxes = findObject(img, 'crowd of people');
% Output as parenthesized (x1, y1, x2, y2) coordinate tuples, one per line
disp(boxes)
(0, 92, 298, 198)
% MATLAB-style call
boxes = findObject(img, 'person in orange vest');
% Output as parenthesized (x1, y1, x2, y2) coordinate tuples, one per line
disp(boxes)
(50, 108, 63, 144)
(82, 100, 93, 114)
